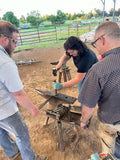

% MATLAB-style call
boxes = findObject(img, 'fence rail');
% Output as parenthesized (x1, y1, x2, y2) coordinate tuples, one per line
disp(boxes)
(17, 23, 96, 46)
(18, 25, 57, 46)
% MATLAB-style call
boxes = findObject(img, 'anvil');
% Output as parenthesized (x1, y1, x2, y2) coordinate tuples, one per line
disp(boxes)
(35, 89, 77, 109)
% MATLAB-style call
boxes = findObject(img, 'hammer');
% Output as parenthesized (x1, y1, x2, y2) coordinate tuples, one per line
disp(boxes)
(53, 80, 58, 95)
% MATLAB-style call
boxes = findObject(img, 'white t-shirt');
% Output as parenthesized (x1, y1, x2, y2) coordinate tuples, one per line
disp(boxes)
(0, 46, 23, 120)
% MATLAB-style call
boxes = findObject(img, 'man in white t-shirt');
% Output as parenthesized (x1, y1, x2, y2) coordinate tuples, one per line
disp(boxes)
(0, 21, 47, 160)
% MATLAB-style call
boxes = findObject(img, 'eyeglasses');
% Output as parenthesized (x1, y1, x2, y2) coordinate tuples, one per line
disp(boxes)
(66, 50, 74, 56)
(0, 34, 17, 44)
(91, 34, 105, 48)
(66, 51, 70, 56)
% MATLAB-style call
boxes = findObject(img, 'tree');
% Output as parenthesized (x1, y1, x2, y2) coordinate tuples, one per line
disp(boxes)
(116, 8, 120, 16)
(118, 8, 120, 16)
(50, 10, 66, 24)
(80, 10, 85, 16)
(26, 10, 42, 27)
(76, 13, 83, 18)
(20, 15, 26, 24)
(94, 8, 103, 17)
(56, 10, 66, 23)
(2, 11, 19, 27)
(87, 11, 93, 19)
(43, 14, 51, 21)
(70, 14, 76, 20)
(50, 15, 56, 24)
(109, 8, 114, 16)
(64, 13, 71, 20)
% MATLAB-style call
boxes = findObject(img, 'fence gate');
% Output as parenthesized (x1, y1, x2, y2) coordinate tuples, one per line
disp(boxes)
(18, 25, 57, 46)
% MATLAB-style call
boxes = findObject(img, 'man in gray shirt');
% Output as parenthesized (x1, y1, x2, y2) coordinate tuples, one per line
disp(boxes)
(0, 21, 47, 160)
(79, 21, 120, 159)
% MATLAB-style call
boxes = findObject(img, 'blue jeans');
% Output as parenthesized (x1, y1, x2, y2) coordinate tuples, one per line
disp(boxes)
(98, 122, 120, 159)
(0, 112, 36, 160)
(78, 75, 86, 107)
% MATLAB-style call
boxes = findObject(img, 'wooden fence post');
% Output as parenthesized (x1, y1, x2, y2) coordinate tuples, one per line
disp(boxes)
(68, 24, 69, 37)
(77, 24, 78, 36)
(55, 25, 57, 41)
(19, 33, 23, 46)
(37, 27, 40, 42)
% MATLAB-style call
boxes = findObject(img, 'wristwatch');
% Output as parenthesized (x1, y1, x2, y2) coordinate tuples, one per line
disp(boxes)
(80, 117, 89, 125)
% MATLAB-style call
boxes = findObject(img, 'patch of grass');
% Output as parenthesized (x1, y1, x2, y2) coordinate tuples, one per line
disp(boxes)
(14, 40, 65, 52)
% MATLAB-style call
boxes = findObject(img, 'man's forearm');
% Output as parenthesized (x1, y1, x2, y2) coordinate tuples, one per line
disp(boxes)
(12, 89, 36, 111)
(63, 78, 81, 88)
(12, 89, 40, 116)
(81, 105, 95, 122)
(56, 54, 70, 69)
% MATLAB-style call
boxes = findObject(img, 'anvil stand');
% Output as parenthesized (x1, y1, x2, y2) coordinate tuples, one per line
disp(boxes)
(35, 89, 81, 152)
(47, 117, 64, 152)
(50, 61, 72, 83)
(45, 104, 72, 152)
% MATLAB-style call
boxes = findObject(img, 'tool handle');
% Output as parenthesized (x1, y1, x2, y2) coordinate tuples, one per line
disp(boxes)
(39, 96, 53, 110)
(53, 80, 58, 95)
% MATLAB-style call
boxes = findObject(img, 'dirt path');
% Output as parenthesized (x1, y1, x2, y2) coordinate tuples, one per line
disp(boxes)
(0, 46, 102, 160)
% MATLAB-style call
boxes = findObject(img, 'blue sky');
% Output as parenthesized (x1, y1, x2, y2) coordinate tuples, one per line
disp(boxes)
(0, 0, 120, 18)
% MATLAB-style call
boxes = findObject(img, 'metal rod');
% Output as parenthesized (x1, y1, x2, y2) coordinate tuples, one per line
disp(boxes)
(57, 121, 64, 152)
(38, 96, 53, 110)
(45, 117, 49, 126)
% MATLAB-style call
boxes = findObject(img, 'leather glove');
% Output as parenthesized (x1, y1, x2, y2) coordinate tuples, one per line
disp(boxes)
(52, 82, 63, 89)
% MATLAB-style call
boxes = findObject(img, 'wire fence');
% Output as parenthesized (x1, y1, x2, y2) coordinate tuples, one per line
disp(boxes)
(17, 23, 96, 46)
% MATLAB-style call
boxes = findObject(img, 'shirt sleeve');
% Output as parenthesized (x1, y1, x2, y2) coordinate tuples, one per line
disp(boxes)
(0, 61, 23, 92)
(78, 68, 101, 108)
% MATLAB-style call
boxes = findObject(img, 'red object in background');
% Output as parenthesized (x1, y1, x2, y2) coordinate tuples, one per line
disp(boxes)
(98, 54, 103, 61)
(99, 153, 106, 157)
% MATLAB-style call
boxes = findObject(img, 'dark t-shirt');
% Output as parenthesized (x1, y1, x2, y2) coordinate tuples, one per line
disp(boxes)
(78, 47, 120, 124)
(72, 49, 98, 73)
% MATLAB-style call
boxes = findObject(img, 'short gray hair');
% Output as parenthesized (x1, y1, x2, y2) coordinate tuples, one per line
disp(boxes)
(95, 21, 120, 39)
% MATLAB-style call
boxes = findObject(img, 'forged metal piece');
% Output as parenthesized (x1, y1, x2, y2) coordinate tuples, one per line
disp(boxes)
(35, 89, 77, 104)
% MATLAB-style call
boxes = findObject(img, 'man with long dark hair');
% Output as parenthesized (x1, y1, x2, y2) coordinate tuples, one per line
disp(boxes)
(53, 36, 98, 106)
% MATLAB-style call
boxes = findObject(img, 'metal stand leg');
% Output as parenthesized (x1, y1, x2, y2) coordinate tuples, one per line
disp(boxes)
(57, 121, 64, 152)
(45, 117, 49, 126)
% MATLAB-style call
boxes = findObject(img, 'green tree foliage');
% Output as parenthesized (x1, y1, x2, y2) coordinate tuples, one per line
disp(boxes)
(64, 13, 71, 20)
(70, 15, 75, 20)
(26, 10, 42, 27)
(20, 15, 26, 24)
(117, 8, 120, 16)
(108, 8, 120, 17)
(2, 11, 19, 27)
(109, 8, 114, 16)
(56, 10, 66, 23)
(87, 11, 93, 19)
(43, 14, 51, 21)
(50, 15, 56, 24)
(50, 10, 66, 24)
(94, 9, 103, 17)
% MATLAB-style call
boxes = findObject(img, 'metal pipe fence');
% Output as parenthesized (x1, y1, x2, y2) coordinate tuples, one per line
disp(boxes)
(17, 23, 96, 46)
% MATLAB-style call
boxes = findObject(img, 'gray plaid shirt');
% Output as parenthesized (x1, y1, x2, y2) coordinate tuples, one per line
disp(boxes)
(78, 47, 120, 124)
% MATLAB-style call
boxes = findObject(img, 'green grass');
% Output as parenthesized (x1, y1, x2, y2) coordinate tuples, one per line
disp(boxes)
(16, 18, 102, 52)
(14, 39, 65, 52)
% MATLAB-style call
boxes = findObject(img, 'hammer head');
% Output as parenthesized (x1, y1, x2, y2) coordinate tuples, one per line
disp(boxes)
(52, 68, 57, 76)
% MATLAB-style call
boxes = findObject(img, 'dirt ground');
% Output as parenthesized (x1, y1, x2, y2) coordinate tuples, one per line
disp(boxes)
(0, 45, 102, 160)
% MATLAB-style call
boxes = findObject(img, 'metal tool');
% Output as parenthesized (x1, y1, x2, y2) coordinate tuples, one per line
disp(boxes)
(35, 89, 77, 104)
(53, 80, 58, 95)
(50, 61, 59, 65)
(52, 68, 59, 76)
(38, 96, 53, 110)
